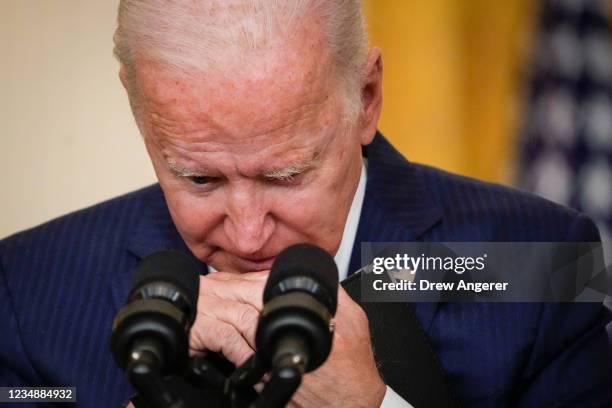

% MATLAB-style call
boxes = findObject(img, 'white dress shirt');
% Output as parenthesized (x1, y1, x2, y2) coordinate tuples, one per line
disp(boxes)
(209, 160, 412, 407)
(332, 161, 412, 408)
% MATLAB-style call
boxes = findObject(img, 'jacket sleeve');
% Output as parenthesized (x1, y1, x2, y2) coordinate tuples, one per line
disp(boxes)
(0, 247, 41, 387)
(516, 213, 612, 407)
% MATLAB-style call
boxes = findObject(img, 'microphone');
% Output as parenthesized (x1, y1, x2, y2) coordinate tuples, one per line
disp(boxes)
(243, 243, 339, 408)
(258, 243, 338, 370)
(111, 250, 200, 408)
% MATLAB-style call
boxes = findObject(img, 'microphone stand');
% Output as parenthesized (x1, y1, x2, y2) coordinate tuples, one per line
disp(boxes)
(130, 353, 265, 408)
(127, 347, 187, 408)
(252, 354, 304, 408)
(228, 335, 308, 408)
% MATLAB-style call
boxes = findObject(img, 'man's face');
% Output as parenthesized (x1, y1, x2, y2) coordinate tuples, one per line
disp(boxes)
(128, 47, 366, 272)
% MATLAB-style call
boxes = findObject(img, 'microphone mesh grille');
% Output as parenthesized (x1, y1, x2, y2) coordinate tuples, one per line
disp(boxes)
(264, 243, 339, 313)
(132, 250, 200, 306)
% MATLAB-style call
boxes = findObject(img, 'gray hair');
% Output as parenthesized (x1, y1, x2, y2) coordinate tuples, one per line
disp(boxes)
(113, 0, 369, 120)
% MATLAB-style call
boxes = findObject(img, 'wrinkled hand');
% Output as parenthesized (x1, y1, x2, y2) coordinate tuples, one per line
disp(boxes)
(189, 271, 268, 365)
(189, 272, 386, 408)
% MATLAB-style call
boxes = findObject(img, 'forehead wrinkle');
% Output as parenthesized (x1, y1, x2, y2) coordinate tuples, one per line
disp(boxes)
(247, 98, 324, 138)
(184, 82, 329, 147)
(207, 91, 334, 156)
(143, 89, 319, 151)
(136, 44, 338, 150)
(144, 98, 228, 142)
(141, 69, 341, 177)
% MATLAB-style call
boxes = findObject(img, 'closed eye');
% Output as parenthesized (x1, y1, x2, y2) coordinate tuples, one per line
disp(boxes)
(188, 175, 216, 185)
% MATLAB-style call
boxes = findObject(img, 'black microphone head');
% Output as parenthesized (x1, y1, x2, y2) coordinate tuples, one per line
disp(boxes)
(264, 243, 339, 314)
(132, 249, 200, 309)
(112, 250, 200, 373)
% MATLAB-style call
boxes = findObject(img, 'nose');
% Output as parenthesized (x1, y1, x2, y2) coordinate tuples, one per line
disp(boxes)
(223, 181, 274, 257)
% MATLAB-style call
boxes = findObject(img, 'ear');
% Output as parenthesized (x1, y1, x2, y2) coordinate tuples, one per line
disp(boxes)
(358, 47, 383, 146)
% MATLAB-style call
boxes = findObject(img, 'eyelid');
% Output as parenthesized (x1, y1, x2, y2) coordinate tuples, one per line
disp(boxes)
(187, 175, 218, 185)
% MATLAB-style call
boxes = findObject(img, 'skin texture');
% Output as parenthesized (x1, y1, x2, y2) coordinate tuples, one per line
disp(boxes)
(121, 12, 385, 407)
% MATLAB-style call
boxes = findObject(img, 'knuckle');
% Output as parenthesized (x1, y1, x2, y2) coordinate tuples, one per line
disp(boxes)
(189, 317, 220, 352)
(188, 326, 206, 349)
(237, 306, 259, 330)
(236, 348, 254, 366)
(220, 329, 250, 364)
(218, 323, 238, 343)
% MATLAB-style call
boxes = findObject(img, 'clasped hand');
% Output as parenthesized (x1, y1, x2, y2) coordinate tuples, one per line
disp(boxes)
(189, 271, 386, 408)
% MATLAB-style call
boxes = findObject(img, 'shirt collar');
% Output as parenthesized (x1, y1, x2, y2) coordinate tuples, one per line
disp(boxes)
(334, 159, 367, 281)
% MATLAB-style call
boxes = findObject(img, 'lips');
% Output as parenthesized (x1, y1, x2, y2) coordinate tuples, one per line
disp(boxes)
(233, 255, 276, 271)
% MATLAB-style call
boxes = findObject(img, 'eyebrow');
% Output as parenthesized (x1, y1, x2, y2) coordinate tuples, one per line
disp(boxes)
(262, 157, 320, 180)
(167, 156, 321, 181)
(167, 162, 208, 178)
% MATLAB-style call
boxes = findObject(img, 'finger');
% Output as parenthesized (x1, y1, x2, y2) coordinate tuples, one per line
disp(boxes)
(198, 296, 260, 348)
(199, 276, 265, 311)
(333, 287, 369, 334)
(189, 314, 255, 366)
(188, 348, 206, 358)
(336, 286, 361, 314)
(253, 372, 271, 393)
(205, 270, 270, 282)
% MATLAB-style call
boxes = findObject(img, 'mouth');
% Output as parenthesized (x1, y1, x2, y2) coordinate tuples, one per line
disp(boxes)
(233, 255, 276, 271)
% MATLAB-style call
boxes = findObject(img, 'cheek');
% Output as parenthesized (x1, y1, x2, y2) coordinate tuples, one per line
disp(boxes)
(272, 183, 347, 239)
(280, 161, 359, 250)
(165, 191, 219, 243)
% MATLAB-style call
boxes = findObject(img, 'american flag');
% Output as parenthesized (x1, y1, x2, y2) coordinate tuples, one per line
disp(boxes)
(517, 0, 612, 249)
(516, 0, 612, 324)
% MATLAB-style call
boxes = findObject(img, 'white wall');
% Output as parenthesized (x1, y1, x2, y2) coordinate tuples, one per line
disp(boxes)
(0, 1, 156, 238)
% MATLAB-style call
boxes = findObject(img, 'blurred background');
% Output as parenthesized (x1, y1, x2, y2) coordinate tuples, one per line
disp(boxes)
(1, 0, 611, 241)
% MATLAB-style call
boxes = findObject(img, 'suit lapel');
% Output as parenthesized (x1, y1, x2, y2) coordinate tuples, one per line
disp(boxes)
(348, 132, 444, 332)
(109, 185, 206, 311)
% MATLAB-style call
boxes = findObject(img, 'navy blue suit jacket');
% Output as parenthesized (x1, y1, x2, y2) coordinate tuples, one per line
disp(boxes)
(2, 133, 611, 407)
